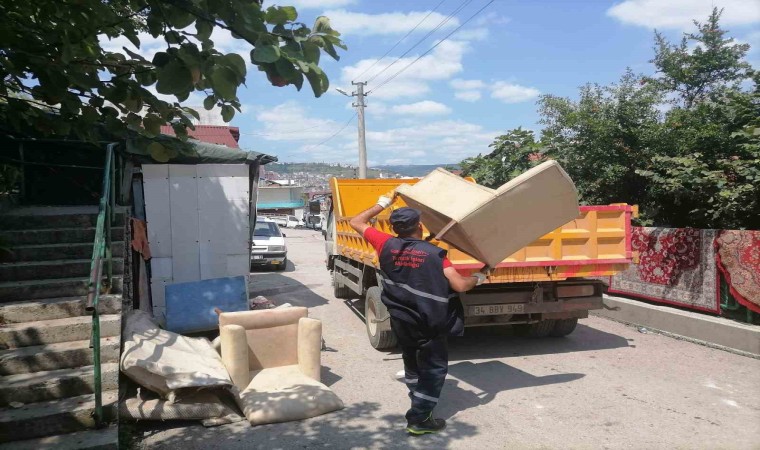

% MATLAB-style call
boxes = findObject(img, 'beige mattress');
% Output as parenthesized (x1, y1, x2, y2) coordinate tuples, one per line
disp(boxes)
(396, 160, 579, 267)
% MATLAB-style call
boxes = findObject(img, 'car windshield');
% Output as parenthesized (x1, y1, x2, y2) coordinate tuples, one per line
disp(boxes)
(254, 221, 282, 237)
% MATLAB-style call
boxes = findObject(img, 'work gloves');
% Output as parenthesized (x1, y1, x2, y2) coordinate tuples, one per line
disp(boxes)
(377, 189, 398, 209)
(472, 272, 487, 286)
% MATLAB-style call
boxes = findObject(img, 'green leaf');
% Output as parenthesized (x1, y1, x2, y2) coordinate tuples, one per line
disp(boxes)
(275, 58, 299, 84)
(123, 96, 143, 113)
(252, 45, 280, 63)
(210, 66, 238, 100)
(304, 64, 328, 97)
(148, 142, 174, 163)
(196, 20, 213, 41)
(302, 41, 320, 65)
(223, 53, 247, 78)
(314, 16, 332, 33)
(143, 115, 163, 137)
(265, 6, 297, 25)
(221, 104, 235, 122)
(165, 31, 182, 45)
(152, 52, 171, 68)
(155, 60, 193, 95)
(321, 39, 340, 61)
(203, 95, 216, 110)
(183, 106, 200, 121)
(136, 70, 157, 87)
(165, 9, 195, 29)
(146, 12, 163, 37)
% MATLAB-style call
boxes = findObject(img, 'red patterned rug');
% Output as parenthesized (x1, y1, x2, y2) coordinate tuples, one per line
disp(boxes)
(609, 227, 720, 313)
(715, 230, 760, 313)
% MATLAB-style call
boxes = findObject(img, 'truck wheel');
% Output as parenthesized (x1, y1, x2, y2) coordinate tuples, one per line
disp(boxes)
(549, 318, 578, 337)
(332, 269, 353, 299)
(365, 286, 398, 350)
(515, 320, 556, 338)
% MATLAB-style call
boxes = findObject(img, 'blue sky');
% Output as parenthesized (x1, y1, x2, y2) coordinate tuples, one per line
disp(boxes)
(107, 0, 760, 165)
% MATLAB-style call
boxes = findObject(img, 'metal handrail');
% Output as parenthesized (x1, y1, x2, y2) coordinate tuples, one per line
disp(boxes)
(85, 142, 117, 427)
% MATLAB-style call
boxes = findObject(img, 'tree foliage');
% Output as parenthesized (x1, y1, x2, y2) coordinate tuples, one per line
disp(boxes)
(0, 0, 345, 153)
(460, 127, 543, 188)
(462, 8, 758, 229)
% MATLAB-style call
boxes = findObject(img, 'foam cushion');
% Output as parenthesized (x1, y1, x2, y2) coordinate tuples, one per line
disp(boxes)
(238, 365, 344, 425)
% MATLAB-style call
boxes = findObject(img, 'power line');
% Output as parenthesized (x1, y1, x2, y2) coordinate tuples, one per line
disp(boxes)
(352, 0, 448, 83)
(369, 0, 495, 96)
(365, 0, 474, 85)
(302, 113, 357, 153)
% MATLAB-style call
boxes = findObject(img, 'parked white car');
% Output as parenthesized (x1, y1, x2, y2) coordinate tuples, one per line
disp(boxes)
(251, 217, 287, 271)
(268, 214, 301, 229)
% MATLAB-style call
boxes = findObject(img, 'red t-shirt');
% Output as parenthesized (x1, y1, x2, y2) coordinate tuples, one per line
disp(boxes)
(363, 227, 452, 268)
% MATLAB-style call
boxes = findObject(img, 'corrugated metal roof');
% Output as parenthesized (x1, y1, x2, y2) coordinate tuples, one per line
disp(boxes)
(160, 125, 240, 148)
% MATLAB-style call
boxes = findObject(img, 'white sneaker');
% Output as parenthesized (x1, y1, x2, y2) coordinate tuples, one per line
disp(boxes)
(392, 369, 405, 382)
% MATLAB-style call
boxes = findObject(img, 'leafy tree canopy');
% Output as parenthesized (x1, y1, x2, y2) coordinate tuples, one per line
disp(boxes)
(462, 8, 758, 229)
(0, 0, 345, 155)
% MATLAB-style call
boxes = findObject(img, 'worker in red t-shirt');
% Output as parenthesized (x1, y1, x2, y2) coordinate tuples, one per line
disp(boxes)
(350, 189, 488, 435)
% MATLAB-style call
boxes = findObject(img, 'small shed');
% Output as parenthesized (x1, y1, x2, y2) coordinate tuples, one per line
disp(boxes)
(127, 140, 276, 324)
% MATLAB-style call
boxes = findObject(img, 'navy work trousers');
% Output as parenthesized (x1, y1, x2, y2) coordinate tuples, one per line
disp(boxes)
(391, 317, 449, 424)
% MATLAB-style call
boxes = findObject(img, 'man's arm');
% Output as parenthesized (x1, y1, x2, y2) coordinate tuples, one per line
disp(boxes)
(349, 204, 385, 236)
(348, 189, 396, 235)
(444, 266, 488, 293)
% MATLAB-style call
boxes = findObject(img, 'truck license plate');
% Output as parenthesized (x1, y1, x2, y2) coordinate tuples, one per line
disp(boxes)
(253, 255, 264, 260)
(470, 304, 524, 316)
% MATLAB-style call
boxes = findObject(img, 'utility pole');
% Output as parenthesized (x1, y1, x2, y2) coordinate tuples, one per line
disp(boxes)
(337, 82, 368, 179)
(353, 81, 367, 179)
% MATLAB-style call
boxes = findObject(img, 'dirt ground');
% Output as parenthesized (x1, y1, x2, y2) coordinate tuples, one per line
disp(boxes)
(134, 228, 760, 450)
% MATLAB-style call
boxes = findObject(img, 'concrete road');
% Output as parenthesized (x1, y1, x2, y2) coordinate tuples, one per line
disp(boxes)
(135, 229, 760, 450)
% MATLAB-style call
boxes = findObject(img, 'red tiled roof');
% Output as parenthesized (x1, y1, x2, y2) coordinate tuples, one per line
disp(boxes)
(160, 125, 240, 148)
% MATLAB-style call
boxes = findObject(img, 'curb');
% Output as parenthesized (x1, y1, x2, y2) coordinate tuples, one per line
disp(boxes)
(593, 295, 760, 359)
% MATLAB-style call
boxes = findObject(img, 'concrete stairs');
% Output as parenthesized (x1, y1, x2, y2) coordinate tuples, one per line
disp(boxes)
(0, 207, 124, 448)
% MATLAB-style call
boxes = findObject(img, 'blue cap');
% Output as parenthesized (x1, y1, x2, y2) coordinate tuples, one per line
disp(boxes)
(390, 207, 421, 234)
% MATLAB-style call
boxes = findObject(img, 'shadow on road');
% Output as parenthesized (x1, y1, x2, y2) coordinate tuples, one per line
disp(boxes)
(247, 272, 329, 309)
(131, 400, 478, 450)
(437, 360, 585, 419)
(449, 323, 634, 359)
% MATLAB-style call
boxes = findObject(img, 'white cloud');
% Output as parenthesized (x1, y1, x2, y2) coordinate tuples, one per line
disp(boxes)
(450, 79, 485, 102)
(255, 101, 347, 141)
(450, 79, 486, 90)
(456, 28, 490, 41)
(607, 0, 760, 29)
(253, 102, 496, 164)
(364, 120, 496, 163)
(324, 9, 459, 36)
(286, 0, 356, 9)
(491, 82, 540, 104)
(342, 40, 468, 99)
(454, 90, 482, 102)
(391, 101, 451, 116)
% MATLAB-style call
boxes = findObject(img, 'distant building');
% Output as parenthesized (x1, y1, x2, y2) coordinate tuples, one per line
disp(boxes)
(160, 125, 240, 148)
(257, 185, 305, 217)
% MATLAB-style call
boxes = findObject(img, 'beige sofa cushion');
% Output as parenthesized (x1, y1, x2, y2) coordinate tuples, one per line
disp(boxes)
(238, 365, 344, 425)
(219, 307, 307, 371)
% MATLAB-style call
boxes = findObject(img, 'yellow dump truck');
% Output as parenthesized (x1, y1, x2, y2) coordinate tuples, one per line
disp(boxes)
(325, 177, 636, 349)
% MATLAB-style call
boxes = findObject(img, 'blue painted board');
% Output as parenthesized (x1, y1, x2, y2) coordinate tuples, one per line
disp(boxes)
(165, 275, 249, 333)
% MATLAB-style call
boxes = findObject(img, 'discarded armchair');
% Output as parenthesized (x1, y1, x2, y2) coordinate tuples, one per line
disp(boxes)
(218, 307, 344, 425)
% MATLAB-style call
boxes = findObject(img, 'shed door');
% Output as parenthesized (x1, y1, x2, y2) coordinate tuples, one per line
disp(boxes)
(142, 164, 250, 323)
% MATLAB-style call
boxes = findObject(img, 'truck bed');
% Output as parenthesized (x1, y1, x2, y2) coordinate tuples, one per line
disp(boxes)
(330, 177, 635, 283)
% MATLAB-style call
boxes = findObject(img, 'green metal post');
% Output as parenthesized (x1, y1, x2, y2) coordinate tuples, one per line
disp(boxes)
(86, 142, 117, 428)
(91, 308, 103, 426)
